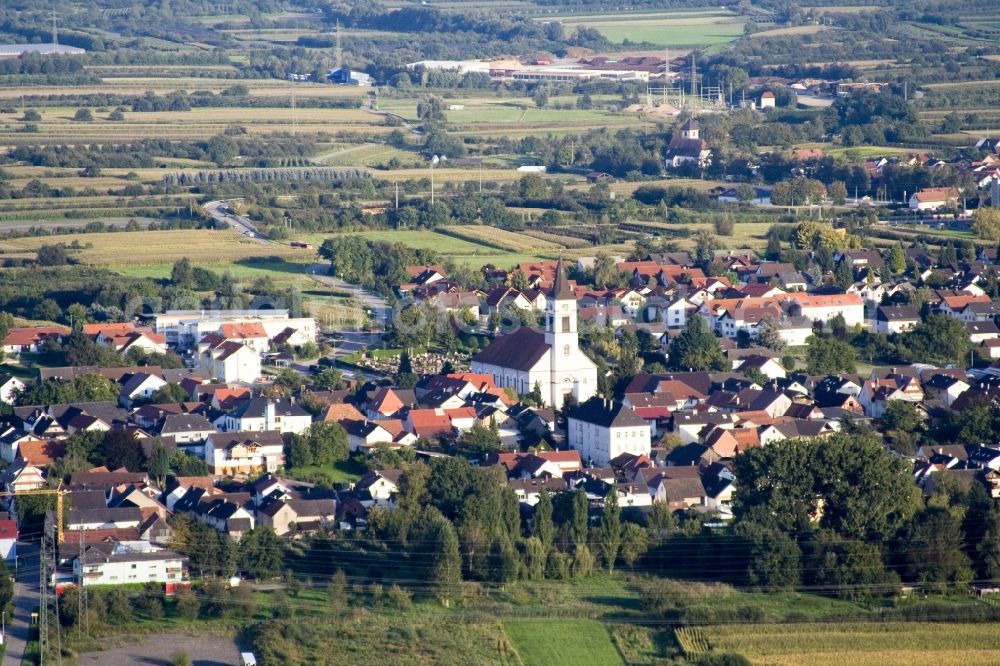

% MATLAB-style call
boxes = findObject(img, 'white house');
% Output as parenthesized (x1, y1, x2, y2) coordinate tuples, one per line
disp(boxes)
(472, 261, 598, 408)
(0, 375, 25, 405)
(118, 372, 168, 407)
(201, 340, 261, 384)
(74, 541, 187, 587)
(568, 397, 651, 467)
(220, 398, 312, 435)
(908, 187, 959, 211)
(875, 305, 920, 335)
(204, 431, 285, 476)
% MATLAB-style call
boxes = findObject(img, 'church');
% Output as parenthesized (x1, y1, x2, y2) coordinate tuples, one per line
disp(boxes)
(471, 261, 598, 408)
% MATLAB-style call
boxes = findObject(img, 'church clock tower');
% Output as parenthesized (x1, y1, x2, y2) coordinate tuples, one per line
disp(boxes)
(546, 260, 581, 407)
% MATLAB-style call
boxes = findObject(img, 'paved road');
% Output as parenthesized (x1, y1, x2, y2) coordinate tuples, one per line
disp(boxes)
(308, 262, 392, 325)
(203, 200, 272, 244)
(3, 542, 39, 666)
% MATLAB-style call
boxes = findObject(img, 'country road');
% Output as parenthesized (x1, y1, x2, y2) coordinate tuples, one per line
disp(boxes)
(2, 542, 39, 666)
(203, 200, 272, 244)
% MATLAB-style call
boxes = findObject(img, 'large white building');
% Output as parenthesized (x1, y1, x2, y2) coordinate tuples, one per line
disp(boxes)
(568, 397, 651, 467)
(74, 541, 187, 587)
(472, 261, 597, 408)
(155, 310, 316, 349)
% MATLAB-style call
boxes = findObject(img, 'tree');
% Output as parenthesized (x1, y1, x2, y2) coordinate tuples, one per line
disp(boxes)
(241, 527, 285, 580)
(973, 208, 1000, 242)
(36, 243, 69, 266)
(428, 511, 462, 606)
(457, 422, 501, 456)
(733, 432, 917, 541)
(888, 243, 906, 274)
(533, 490, 555, 553)
(754, 316, 786, 353)
(738, 522, 802, 590)
(902, 314, 971, 367)
(97, 430, 145, 471)
(570, 489, 589, 547)
(146, 441, 171, 486)
(73, 108, 93, 122)
(532, 86, 549, 109)
(303, 421, 349, 466)
(175, 588, 200, 620)
(327, 569, 348, 613)
(805, 335, 856, 375)
(107, 587, 131, 624)
(620, 522, 649, 569)
(170, 258, 194, 289)
(828, 180, 848, 205)
(150, 383, 188, 404)
(902, 508, 973, 585)
(669, 316, 726, 371)
(598, 491, 622, 571)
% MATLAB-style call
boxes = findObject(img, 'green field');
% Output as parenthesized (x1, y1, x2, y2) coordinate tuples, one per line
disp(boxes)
(504, 619, 623, 666)
(685, 622, 1000, 666)
(558, 11, 744, 46)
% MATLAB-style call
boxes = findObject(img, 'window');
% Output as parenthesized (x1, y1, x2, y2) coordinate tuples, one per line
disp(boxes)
(563, 344, 570, 356)
(561, 316, 570, 332)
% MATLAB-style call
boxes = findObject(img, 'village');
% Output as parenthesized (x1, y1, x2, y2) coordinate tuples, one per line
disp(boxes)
(0, 230, 999, 605)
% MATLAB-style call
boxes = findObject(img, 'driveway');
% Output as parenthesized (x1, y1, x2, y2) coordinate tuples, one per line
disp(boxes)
(2, 541, 39, 666)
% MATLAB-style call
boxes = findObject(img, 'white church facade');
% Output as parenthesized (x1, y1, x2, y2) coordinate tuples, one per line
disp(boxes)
(472, 261, 598, 408)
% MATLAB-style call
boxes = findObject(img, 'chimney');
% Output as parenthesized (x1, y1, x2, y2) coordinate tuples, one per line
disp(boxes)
(265, 401, 276, 430)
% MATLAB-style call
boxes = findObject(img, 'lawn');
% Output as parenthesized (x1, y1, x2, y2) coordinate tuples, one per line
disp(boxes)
(504, 618, 623, 666)
(283, 458, 366, 486)
(688, 622, 1000, 666)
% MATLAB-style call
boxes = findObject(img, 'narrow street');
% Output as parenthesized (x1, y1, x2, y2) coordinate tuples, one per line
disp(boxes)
(2, 542, 39, 666)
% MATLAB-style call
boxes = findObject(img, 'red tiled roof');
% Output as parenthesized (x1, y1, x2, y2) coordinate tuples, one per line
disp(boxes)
(219, 322, 268, 339)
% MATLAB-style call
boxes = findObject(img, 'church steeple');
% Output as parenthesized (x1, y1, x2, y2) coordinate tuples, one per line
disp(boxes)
(551, 259, 574, 301)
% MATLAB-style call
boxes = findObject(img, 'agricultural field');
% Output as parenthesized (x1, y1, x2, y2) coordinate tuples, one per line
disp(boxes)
(681, 622, 1000, 666)
(556, 10, 745, 47)
(503, 619, 623, 666)
(0, 229, 302, 267)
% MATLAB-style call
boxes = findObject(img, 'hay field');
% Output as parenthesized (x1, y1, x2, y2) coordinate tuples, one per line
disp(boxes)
(0, 229, 300, 266)
(683, 622, 1000, 666)
(558, 10, 744, 46)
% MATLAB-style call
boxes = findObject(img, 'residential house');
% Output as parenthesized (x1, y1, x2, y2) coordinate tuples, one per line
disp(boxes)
(0, 375, 25, 404)
(220, 398, 312, 435)
(909, 187, 960, 211)
(568, 397, 651, 467)
(204, 431, 285, 476)
(201, 340, 261, 384)
(258, 498, 336, 536)
(875, 305, 920, 335)
(2, 326, 69, 355)
(74, 541, 187, 587)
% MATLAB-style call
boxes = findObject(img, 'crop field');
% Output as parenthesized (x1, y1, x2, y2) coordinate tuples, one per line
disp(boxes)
(557, 10, 744, 46)
(683, 622, 1000, 666)
(0, 78, 366, 100)
(521, 230, 593, 249)
(440, 225, 566, 252)
(504, 619, 623, 666)
(0, 229, 301, 266)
